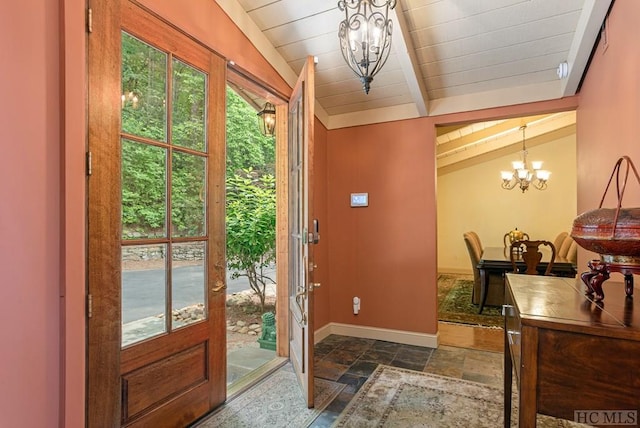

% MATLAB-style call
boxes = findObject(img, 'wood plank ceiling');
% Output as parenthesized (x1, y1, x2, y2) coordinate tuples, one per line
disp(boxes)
(219, 0, 610, 168)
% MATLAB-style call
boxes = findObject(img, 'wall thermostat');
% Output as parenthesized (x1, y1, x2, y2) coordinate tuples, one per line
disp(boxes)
(350, 193, 368, 207)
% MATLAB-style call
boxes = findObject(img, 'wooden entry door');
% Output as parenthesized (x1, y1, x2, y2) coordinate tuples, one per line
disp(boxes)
(288, 56, 316, 407)
(87, 1, 226, 426)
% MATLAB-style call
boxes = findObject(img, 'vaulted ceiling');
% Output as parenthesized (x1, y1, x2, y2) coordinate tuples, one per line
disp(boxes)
(219, 0, 610, 167)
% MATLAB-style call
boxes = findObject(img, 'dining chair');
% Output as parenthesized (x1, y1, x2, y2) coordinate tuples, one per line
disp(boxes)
(553, 232, 569, 252)
(468, 231, 483, 253)
(558, 235, 577, 263)
(463, 232, 506, 307)
(510, 240, 556, 275)
(463, 232, 483, 294)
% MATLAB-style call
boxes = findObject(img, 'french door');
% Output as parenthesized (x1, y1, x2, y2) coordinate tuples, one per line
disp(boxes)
(87, 1, 226, 426)
(288, 56, 316, 407)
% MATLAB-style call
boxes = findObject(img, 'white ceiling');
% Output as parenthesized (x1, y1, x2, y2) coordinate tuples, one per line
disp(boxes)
(218, 0, 610, 168)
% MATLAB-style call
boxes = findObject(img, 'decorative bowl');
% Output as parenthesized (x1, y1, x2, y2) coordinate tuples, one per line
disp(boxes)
(572, 207, 640, 263)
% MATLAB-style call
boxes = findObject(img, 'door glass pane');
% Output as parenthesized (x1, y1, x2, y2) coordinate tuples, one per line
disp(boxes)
(121, 32, 167, 142)
(122, 139, 167, 239)
(172, 58, 207, 151)
(172, 242, 206, 329)
(172, 151, 206, 238)
(122, 244, 167, 347)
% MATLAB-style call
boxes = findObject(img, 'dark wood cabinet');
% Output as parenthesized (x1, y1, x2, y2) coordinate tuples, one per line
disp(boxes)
(504, 274, 640, 428)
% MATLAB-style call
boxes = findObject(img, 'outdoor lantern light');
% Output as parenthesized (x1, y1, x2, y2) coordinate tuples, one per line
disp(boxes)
(338, 0, 396, 94)
(500, 125, 551, 192)
(257, 102, 276, 137)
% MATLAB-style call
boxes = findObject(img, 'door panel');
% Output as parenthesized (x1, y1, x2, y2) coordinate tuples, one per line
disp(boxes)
(88, 1, 226, 426)
(288, 56, 316, 407)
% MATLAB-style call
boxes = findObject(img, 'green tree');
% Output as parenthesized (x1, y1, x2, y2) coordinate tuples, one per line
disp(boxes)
(226, 169, 276, 311)
(225, 87, 275, 176)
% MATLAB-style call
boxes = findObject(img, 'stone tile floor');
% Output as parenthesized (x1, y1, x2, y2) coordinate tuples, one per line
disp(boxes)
(308, 334, 503, 427)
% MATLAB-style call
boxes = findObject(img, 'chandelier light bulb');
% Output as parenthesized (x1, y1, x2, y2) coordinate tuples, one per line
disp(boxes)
(531, 160, 543, 170)
(537, 170, 551, 181)
(501, 171, 514, 180)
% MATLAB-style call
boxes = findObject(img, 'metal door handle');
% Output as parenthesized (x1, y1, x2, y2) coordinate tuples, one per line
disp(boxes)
(311, 219, 320, 244)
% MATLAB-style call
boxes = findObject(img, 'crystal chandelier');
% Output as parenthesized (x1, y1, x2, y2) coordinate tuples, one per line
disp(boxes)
(337, 0, 396, 94)
(500, 125, 551, 192)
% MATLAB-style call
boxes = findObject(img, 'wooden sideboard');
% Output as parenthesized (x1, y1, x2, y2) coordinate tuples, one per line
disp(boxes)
(504, 273, 640, 428)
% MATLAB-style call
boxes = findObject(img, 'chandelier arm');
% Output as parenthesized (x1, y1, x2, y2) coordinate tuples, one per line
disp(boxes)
(533, 180, 547, 191)
(501, 179, 518, 190)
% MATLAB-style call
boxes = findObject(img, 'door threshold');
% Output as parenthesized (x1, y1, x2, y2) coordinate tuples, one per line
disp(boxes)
(227, 356, 288, 400)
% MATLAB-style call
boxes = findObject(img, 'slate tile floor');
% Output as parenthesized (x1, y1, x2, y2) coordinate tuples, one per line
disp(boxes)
(308, 334, 503, 427)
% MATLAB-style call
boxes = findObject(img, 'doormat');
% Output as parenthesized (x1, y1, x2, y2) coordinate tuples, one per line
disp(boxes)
(438, 274, 503, 328)
(195, 363, 344, 427)
(333, 365, 590, 427)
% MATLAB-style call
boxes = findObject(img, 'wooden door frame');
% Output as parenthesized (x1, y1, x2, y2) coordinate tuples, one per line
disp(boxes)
(227, 64, 291, 358)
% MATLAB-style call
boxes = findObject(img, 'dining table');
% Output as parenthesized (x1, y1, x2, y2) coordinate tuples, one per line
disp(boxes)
(476, 246, 577, 314)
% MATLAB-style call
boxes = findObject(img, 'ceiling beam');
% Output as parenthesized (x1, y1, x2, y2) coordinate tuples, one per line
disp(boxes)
(561, 0, 613, 96)
(389, 4, 429, 116)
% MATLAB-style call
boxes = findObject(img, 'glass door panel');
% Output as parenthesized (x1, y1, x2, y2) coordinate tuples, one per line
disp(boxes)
(121, 33, 167, 141)
(172, 241, 206, 329)
(171, 151, 206, 237)
(172, 58, 207, 151)
(121, 244, 167, 347)
(121, 139, 167, 239)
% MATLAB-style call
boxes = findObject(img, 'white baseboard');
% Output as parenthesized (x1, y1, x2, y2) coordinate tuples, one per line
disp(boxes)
(438, 268, 473, 275)
(314, 322, 439, 349)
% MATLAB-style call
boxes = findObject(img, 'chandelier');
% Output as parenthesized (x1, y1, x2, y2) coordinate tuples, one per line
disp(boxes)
(337, 0, 396, 94)
(257, 102, 276, 137)
(500, 125, 551, 192)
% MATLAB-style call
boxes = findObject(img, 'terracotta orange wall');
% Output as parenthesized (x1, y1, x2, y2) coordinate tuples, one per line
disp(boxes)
(576, 0, 640, 270)
(327, 119, 438, 332)
(2, 0, 65, 426)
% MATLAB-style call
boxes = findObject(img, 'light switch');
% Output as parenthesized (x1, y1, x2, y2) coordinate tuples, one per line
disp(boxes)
(350, 193, 368, 207)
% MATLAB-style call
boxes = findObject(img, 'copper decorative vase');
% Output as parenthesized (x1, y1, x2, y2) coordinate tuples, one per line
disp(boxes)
(571, 156, 640, 301)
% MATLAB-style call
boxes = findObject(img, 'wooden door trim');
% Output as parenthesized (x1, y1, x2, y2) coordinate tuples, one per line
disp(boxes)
(87, 0, 123, 424)
(276, 103, 289, 357)
(207, 46, 228, 407)
(301, 55, 315, 408)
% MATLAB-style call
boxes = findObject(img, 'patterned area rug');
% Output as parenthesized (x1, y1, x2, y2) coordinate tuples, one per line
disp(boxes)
(333, 365, 591, 427)
(196, 363, 344, 427)
(437, 274, 503, 328)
